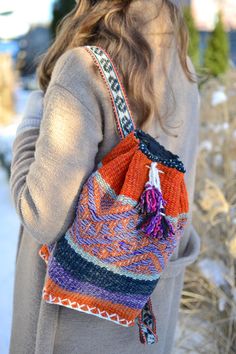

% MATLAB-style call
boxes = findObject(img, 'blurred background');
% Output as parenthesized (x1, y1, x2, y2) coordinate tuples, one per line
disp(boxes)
(0, 0, 236, 353)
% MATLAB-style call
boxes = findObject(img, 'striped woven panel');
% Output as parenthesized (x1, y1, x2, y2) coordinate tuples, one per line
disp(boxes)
(39, 46, 189, 342)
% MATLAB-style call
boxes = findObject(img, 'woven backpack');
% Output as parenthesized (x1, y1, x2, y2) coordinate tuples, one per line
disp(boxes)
(39, 46, 189, 345)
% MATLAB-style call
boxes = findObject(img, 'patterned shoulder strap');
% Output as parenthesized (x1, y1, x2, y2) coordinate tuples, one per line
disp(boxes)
(84, 45, 136, 140)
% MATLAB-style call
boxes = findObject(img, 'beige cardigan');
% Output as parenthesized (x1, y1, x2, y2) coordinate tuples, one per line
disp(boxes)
(9, 1, 200, 353)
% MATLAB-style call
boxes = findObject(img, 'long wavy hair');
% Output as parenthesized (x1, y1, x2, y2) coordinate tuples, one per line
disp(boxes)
(38, 0, 194, 131)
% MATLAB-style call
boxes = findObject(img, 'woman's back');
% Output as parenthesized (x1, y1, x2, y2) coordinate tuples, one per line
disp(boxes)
(9, 1, 200, 353)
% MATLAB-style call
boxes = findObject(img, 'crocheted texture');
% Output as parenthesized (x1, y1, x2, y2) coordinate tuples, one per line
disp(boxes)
(39, 131, 188, 327)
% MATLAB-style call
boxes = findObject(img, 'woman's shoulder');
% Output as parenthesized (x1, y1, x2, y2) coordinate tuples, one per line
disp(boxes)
(48, 47, 103, 103)
(52, 47, 92, 77)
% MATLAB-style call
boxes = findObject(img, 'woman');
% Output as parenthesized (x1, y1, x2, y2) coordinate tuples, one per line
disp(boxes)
(9, 0, 200, 353)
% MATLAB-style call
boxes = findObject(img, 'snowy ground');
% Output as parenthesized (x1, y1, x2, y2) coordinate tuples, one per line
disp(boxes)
(0, 168, 20, 354)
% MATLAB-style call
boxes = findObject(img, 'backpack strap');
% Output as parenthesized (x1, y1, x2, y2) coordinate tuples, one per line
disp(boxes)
(84, 45, 158, 346)
(84, 45, 136, 140)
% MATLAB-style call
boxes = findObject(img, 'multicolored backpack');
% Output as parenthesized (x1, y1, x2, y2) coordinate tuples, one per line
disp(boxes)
(39, 46, 189, 345)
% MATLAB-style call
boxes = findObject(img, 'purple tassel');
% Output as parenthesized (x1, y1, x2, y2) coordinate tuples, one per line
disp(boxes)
(139, 183, 166, 214)
(137, 167, 175, 240)
(138, 212, 174, 240)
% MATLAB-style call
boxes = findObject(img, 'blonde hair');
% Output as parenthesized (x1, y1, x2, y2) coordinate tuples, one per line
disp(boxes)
(38, 0, 194, 130)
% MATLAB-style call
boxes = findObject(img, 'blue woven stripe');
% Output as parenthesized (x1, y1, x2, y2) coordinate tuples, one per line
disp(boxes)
(52, 236, 158, 296)
(48, 255, 147, 309)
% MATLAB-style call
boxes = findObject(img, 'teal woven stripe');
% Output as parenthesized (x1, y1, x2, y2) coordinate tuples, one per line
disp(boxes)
(96, 171, 189, 225)
(65, 231, 160, 282)
(95, 172, 138, 207)
(167, 213, 189, 225)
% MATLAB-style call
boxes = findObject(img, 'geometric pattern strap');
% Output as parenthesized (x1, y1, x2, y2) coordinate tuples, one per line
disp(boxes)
(84, 45, 136, 140)
(136, 297, 159, 345)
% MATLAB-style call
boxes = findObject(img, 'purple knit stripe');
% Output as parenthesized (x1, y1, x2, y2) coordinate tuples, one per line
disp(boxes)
(48, 256, 147, 309)
(86, 176, 137, 221)
(97, 243, 170, 269)
(71, 224, 175, 271)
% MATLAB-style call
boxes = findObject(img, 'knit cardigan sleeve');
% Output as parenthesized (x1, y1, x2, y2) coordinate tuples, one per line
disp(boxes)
(9, 49, 103, 245)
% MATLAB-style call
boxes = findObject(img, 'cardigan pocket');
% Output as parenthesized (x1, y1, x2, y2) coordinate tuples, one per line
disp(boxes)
(148, 227, 200, 354)
(161, 226, 200, 279)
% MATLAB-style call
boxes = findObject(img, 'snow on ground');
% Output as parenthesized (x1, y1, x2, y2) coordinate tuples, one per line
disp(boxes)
(0, 168, 20, 354)
(0, 123, 19, 168)
(14, 86, 32, 115)
(211, 87, 228, 106)
(198, 258, 228, 288)
(0, 87, 31, 169)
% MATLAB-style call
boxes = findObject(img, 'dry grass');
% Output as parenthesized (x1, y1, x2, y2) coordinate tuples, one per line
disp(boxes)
(176, 70, 236, 354)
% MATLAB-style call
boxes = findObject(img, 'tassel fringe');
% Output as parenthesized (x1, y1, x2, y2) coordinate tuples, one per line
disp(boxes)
(137, 162, 175, 240)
